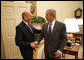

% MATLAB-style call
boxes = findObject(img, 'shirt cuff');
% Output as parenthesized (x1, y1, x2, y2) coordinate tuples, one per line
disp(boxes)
(58, 50, 62, 54)
(35, 41, 38, 44)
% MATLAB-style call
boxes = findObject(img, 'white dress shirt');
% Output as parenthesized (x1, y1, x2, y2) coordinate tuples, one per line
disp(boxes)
(23, 20, 32, 28)
(47, 19, 56, 33)
(23, 20, 28, 26)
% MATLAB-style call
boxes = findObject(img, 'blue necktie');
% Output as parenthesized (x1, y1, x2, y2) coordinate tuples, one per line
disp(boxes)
(48, 23, 52, 38)
(28, 24, 33, 33)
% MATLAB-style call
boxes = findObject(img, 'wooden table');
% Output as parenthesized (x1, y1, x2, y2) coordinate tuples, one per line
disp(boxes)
(62, 45, 80, 59)
(67, 32, 83, 45)
(73, 33, 83, 45)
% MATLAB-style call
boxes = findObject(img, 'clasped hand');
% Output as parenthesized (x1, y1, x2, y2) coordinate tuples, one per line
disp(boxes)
(30, 42, 38, 48)
(54, 50, 61, 58)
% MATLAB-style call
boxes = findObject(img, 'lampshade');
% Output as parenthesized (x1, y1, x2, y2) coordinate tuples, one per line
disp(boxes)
(64, 18, 80, 33)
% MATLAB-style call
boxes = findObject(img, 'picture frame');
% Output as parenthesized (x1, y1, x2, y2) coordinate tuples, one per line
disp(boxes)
(26, 1, 37, 16)
(75, 8, 82, 19)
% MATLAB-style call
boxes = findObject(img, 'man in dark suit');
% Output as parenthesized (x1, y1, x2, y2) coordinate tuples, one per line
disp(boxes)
(15, 11, 41, 59)
(36, 9, 67, 59)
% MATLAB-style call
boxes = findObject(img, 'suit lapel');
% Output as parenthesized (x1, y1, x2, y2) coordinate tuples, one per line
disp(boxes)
(45, 22, 49, 37)
(51, 21, 58, 39)
(22, 21, 34, 35)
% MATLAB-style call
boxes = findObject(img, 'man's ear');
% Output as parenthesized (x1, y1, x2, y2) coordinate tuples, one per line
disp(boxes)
(24, 16, 27, 20)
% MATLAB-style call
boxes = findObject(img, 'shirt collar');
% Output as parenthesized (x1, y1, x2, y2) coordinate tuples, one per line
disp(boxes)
(52, 19, 55, 25)
(23, 20, 29, 26)
(49, 19, 56, 25)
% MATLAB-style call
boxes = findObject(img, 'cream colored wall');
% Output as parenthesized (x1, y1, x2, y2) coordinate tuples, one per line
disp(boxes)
(1, 32, 6, 59)
(37, 1, 83, 22)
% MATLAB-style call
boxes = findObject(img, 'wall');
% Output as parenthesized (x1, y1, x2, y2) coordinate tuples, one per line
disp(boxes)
(37, 1, 83, 22)
(1, 32, 6, 59)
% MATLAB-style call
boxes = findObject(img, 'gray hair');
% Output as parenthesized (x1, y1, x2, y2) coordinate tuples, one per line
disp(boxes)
(47, 9, 56, 17)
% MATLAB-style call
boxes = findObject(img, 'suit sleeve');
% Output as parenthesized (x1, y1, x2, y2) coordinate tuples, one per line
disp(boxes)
(33, 27, 41, 34)
(15, 26, 30, 48)
(36, 24, 45, 44)
(58, 24, 68, 52)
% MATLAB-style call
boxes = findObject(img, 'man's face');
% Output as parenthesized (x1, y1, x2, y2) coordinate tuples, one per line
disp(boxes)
(45, 11, 53, 22)
(25, 12, 33, 23)
(27, 13, 33, 23)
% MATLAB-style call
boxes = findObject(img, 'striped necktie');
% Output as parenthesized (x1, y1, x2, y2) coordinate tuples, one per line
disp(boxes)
(28, 24, 33, 33)
(48, 23, 52, 38)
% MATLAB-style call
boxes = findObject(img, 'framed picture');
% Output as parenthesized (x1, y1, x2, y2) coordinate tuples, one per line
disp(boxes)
(26, 1, 37, 16)
(75, 8, 82, 19)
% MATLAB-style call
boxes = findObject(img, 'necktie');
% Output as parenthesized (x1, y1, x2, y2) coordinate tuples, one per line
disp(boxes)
(48, 23, 52, 38)
(28, 24, 33, 33)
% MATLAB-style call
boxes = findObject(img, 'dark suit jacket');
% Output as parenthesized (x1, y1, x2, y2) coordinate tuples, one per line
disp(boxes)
(37, 20, 67, 58)
(15, 21, 41, 59)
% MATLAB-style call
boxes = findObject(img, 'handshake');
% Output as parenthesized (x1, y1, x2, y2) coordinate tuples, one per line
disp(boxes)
(30, 41, 38, 48)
